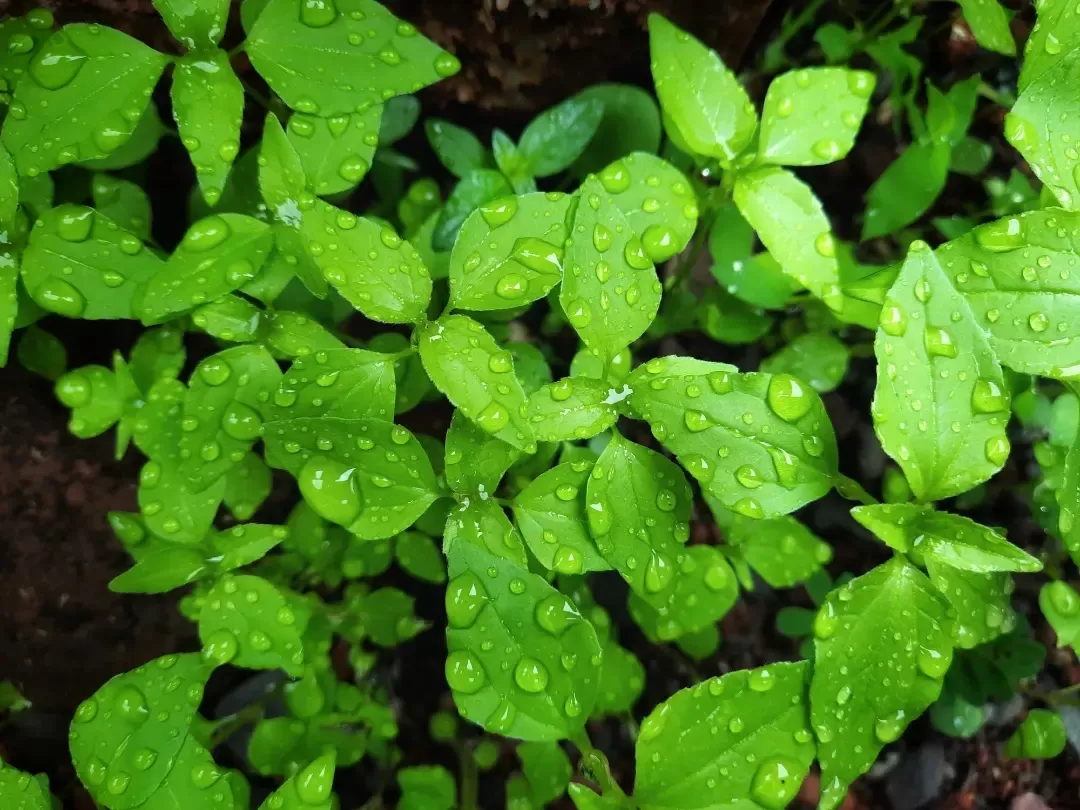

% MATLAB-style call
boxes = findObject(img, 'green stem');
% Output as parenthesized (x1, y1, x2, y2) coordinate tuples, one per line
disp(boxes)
(768, 0, 827, 68)
(833, 474, 879, 506)
(229, 39, 248, 59)
(207, 700, 268, 749)
(240, 77, 273, 111)
(978, 81, 1015, 109)
(571, 728, 628, 801)
(457, 743, 479, 810)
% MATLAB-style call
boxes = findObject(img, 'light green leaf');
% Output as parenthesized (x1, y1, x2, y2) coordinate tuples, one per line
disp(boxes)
(733, 166, 839, 306)
(444, 497, 528, 568)
(247, 0, 457, 117)
(79, 104, 168, 171)
(140, 214, 272, 324)
(0, 761, 51, 810)
(178, 345, 282, 491)
(91, 174, 151, 240)
(569, 345, 631, 386)
(872, 242, 1009, 501)
(265, 416, 439, 539)
(133, 736, 243, 810)
(850, 504, 1040, 572)
(1040, 580, 1080, 650)
(223, 452, 273, 521)
(269, 348, 396, 422)
(108, 546, 209, 594)
(512, 461, 610, 575)
(138, 460, 225, 544)
(950, 135, 993, 176)
(571, 83, 662, 177)
(586, 432, 691, 601)
(958, 0, 1015, 55)
(926, 561, 1015, 649)
(172, 49, 244, 206)
(760, 332, 849, 393)
(258, 114, 308, 222)
(627, 545, 737, 640)
(69, 653, 215, 809)
(286, 105, 382, 196)
(759, 68, 875, 166)
(1, 25, 168, 175)
(593, 639, 644, 717)
(16, 325, 67, 380)
(426, 118, 490, 179)
(0, 11, 55, 93)
(724, 512, 832, 588)
(634, 662, 814, 810)
(492, 129, 533, 192)
(861, 141, 951, 240)
(445, 410, 520, 495)
(444, 541, 602, 740)
(449, 192, 572, 311)
(434, 169, 515, 251)
(568, 784, 624, 810)
(0, 249, 18, 366)
(519, 96, 604, 178)
(627, 357, 839, 519)
(0, 142, 16, 233)
(130, 325, 185, 393)
(56, 363, 123, 439)
(418, 314, 536, 452)
(395, 531, 446, 584)
(354, 586, 427, 646)
(561, 176, 661, 361)
(1019, 0, 1078, 93)
(262, 310, 345, 358)
(810, 558, 953, 810)
(21, 204, 164, 319)
(647, 14, 756, 163)
(518, 741, 572, 806)
(254, 752, 336, 810)
(191, 295, 264, 343)
(526, 376, 620, 443)
(152, 0, 229, 48)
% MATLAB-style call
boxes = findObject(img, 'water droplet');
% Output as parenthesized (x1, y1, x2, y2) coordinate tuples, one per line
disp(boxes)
(57, 206, 94, 242)
(183, 215, 231, 253)
(623, 236, 653, 270)
(748, 668, 775, 692)
(445, 650, 486, 693)
(728, 717, 745, 733)
(749, 756, 806, 810)
(133, 748, 158, 771)
(295, 754, 335, 805)
(114, 685, 148, 723)
(767, 374, 813, 422)
(36, 277, 87, 318)
(1029, 312, 1050, 332)
(683, 409, 711, 432)
(598, 160, 631, 194)
(221, 401, 262, 441)
(708, 371, 734, 394)
(513, 657, 549, 693)
(566, 299, 593, 329)
(655, 489, 677, 512)
(446, 572, 487, 629)
(535, 593, 576, 636)
(434, 52, 461, 77)
(874, 710, 906, 743)
(495, 272, 527, 299)
(735, 465, 763, 489)
(299, 0, 336, 27)
(971, 379, 1006, 414)
(592, 223, 613, 252)
(813, 602, 838, 639)
(732, 497, 763, 519)
(704, 561, 730, 591)
(923, 326, 958, 358)
(29, 30, 87, 90)
(641, 224, 677, 262)
(916, 646, 952, 679)
(643, 550, 674, 593)
(848, 71, 875, 97)
(475, 401, 510, 433)
(812, 139, 841, 161)
(639, 708, 667, 741)
(480, 197, 518, 228)
(298, 455, 362, 526)
(974, 217, 1025, 252)
(879, 302, 907, 336)
(512, 236, 563, 275)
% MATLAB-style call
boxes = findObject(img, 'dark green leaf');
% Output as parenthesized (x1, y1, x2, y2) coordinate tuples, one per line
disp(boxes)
(445, 409, 520, 495)
(398, 765, 455, 810)
(518, 742, 572, 806)
(16, 325, 66, 380)
(91, 174, 151, 240)
(223, 453, 273, 521)
(571, 83, 662, 177)
(152, 0, 229, 49)
(434, 169, 514, 252)
(519, 96, 604, 178)
(426, 119, 490, 179)
(760, 332, 849, 393)
(861, 141, 950, 240)
(395, 531, 447, 584)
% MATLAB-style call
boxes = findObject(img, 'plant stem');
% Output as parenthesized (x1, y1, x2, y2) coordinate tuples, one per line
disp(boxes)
(240, 78, 273, 111)
(571, 728, 628, 801)
(207, 701, 267, 749)
(229, 39, 248, 59)
(457, 743, 479, 810)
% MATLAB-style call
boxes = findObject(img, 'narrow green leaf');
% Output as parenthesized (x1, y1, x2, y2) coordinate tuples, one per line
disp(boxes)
(269, 348, 396, 422)
(258, 114, 308, 220)
(0, 248, 18, 366)
(262, 312, 345, 359)
(286, 105, 382, 196)
(426, 119, 490, 178)
(152, 0, 230, 48)
(519, 96, 604, 178)
(571, 83, 662, 177)
(108, 546, 209, 594)
(0, 141, 16, 233)
(957, 0, 1015, 56)
(223, 452, 273, 521)
(526, 376, 620, 443)
(760, 332, 849, 393)
(444, 497, 528, 568)
(861, 141, 951, 240)
(444, 410, 520, 495)
(91, 174, 152, 240)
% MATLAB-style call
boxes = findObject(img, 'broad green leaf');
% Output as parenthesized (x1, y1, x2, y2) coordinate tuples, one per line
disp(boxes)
(426, 119, 490, 179)
(79, 104, 168, 171)
(568, 784, 624, 810)
(586, 432, 691, 601)
(132, 736, 242, 810)
(569, 345, 631, 386)
(0, 761, 51, 810)
(262, 310, 345, 358)
(526, 376, 620, 443)
(138, 460, 225, 544)
(129, 326, 185, 393)
(434, 169, 514, 251)
(286, 105, 382, 196)
(398, 766, 455, 810)
(572, 83, 662, 177)
(861, 141, 951, 240)
(0, 249, 17, 366)
(593, 639, 644, 717)
(0, 11, 55, 92)
(444, 497, 528, 568)
(519, 96, 604, 178)
(509, 341, 554, 395)
(300, 205, 432, 324)
(16, 325, 66, 380)
(627, 545, 737, 640)
(810, 558, 953, 810)
(0, 143, 16, 233)
(265, 416, 439, 539)
(247, 712, 362, 778)
(418, 314, 536, 452)
(698, 287, 773, 345)
(634, 662, 814, 810)
(627, 357, 839, 519)
(269, 348, 396, 421)
(957, 0, 1015, 55)
(733, 167, 839, 306)
(1040, 580, 1080, 650)
(56, 363, 123, 438)
(191, 295, 264, 342)
(449, 192, 572, 311)
(131, 378, 186, 463)
(597, 153, 699, 264)
(178, 345, 282, 491)
(354, 586, 426, 646)
(395, 531, 446, 584)
(379, 95, 420, 145)
(872, 242, 1009, 501)
(69, 653, 214, 809)
(561, 176, 661, 361)
(152, 0, 229, 48)
(172, 49, 244, 206)
(2, 25, 168, 175)
(512, 461, 610, 575)
(926, 561, 1015, 649)
(760, 332, 849, 393)
(243, 250, 298, 304)
(445, 410, 520, 495)
(21, 204, 164, 319)
(91, 174, 151, 240)
(518, 741, 572, 806)
(224, 452, 273, 521)
(199, 574, 307, 676)
(254, 752, 336, 810)
(444, 541, 602, 740)
(1019, 0, 1079, 93)
(850, 504, 1040, 572)
(930, 675, 986, 739)
(140, 214, 272, 324)
(759, 68, 875, 166)
(724, 513, 831, 588)
(1004, 709, 1067, 759)
(247, 0, 457, 117)
(109, 546, 210, 594)
(647, 14, 756, 163)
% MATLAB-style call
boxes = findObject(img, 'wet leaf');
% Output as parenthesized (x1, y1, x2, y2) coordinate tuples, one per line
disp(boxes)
(444, 497, 528, 568)
(109, 546, 210, 594)
(152, 0, 229, 48)
(79, 105, 168, 172)
(518, 741, 572, 806)
(1018, 0, 1076, 93)
(627, 545, 738, 640)
(722, 511, 832, 588)
(519, 96, 604, 178)
(0, 142, 16, 233)
(444, 410, 520, 495)
(592, 639, 644, 717)
(254, 752, 336, 810)
(128, 328, 184, 396)
(398, 765, 455, 810)
(0, 761, 51, 810)
(223, 452, 273, 521)
(15, 325, 66, 380)
(268, 348, 396, 422)
(957, 0, 1015, 56)
(191, 295, 263, 343)
(286, 105, 382, 196)
(55, 363, 123, 439)
(861, 141, 951, 240)
(760, 332, 849, 393)
(91, 174, 151, 240)
(434, 169, 514, 251)
(395, 531, 446, 584)
(1004, 709, 1067, 759)
(0, 11, 55, 93)
(526, 376, 621, 443)
(926, 562, 1015, 649)
(426, 119, 490, 179)
(138, 460, 225, 544)
(571, 83, 662, 177)
(697, 288, 773, 345)
(354, 586, 427, 647)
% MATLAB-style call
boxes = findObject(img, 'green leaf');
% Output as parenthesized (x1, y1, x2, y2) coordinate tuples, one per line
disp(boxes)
(0, 142, 16, 234)
(265, 416, 439, 539)
(492, 129, 533, 193)
(255, 752, 336, 810)
(172, 49, 244, 206)
(247, 0, 457, 117)
(269, 348, 397, 422)
(16, 325, 67, 380)
(957, 0, 1015, 55)
(286, 105, 381, 196)
(138, 460, 225, 544)
(518, 741, 572, 806)
(526, 376, 620, 443)
(444, 497, 528, 568)
(258, 114, 308, 219)
(223, 452, 273, 521)
(426, 118, 490, 178)
(0, 762, 51, 810)
(191, 294, 264, 343)
(597, 153, 699, 264)
(418, 314, 536, 452)
(398, 765, 455, 810)
(926, 561, 1015, 649)
(21, 204, 164, 319)
(133, 736, 243, 810)
(872, 242, 1009, 501)
(628, 357, 839, 519)
(444, 541, 602, 740)
(152, 0, 229, 48)
(696, 288, 771, 346)
(263, 310, 345, 358)
(512, 461, 610, 575)
(586, 432, 691, 601)
(510, 341, 554, 395)
(733, 167, 839, 307)
(571, 84, 662, 177)
(91, 174, 151, 240)
(434, 169, 514, 252)
(850, 504, 1041, 572)
(634, 662, 814, 810)
(449, 192, 573, 311)
(519, 96, 604, 178)
(930, 674, 986, 739)
(647, 14, 756, 163)
(950, 136, 993, 176)
(1, 25, 168, 175)
(593, 639, 644, 717)
(445, 410, 520, 495)
(568, 784, 625, 810)
(130, 325, 186, 393)
(0, 11, 55, 93)
(79, 104, 168, 171)
(379, 95, 420, 145)
(724, 512, 832, 588)
(627, 545, 738, 641)
(561, 176, 662, 361)
(354, 586, 427, 646)
(1040, 580, 1080, 651)
(178, 345, 282, 491)
(1019, 0, 1078, 93)
(1004, 709, 1067, 759)
(760, 332, 849, 393)
(861, 141, 951, 240)
(55, 363, 123, 438)
(810, 557, 953, 810)
(395, 531, 447, 584)
(759, 68, 875, 166)
(69, 652, 214, 809)
(140, 214, 272, 324)
(109, 546, 210, 594)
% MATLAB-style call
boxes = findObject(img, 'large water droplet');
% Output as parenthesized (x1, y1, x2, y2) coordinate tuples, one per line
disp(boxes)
(221, 401, 262, 441)
(445, 650, 486, 693)
(643, 550, 674, 593)
(598, 160, 631, 194)
(749, 756, 806, 810)
(535, 593, 577, 636)
(512, 236, 563, 276)
(298, 455, 362, 526)
(767, 374, 813, 422)
(916, 645, 952, 679)
(480, 197, 518, 228)
(924, 326, 958, 358)
(879, 303, 907, 337)
(36, 277, 86, 318)
(553, 545, 584, 574)
(495, 272, 527, 299)
(475, 401, 510, 433)
(295, 754, 335, 805)
(971, 379, 1006, 414)
(446, 571, 488, 629)
(29, 30, 87, 90)
(641, 224, 677, 263)
(974, 217, 1025, 252)
(299, 0, 337, 27)
(874, 709, 906, 743)
(57, 205, 94, 242)
(114, 685, 148, 723)
(183, 215, 231, 253)
(513, 657, 550, 693)
(1049, 580, 1080, 617)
